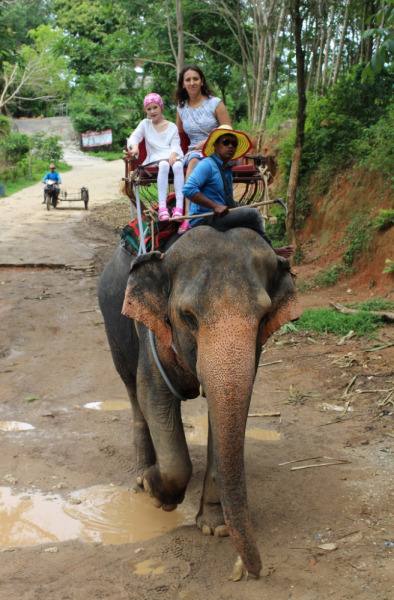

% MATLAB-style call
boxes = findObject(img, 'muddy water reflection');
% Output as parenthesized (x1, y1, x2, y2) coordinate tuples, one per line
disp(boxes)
(0, 421, 35, 432)
(185, 414, 280, 444)
(84, 401, 130, 411)
(0, 485, 195, 547)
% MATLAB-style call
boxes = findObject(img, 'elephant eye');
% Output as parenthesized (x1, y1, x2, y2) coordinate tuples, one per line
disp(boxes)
(181, 310, 199, 332)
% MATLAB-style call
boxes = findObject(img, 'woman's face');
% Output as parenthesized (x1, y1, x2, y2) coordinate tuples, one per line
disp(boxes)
(145, 103, 162, 120)
(183, 69, 203, 95)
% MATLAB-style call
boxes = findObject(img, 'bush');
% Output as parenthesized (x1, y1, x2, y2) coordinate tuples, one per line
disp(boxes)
(0, 115, 12, 138)
(278, 67, 394, 184)
(312, 264, 352, 286)
(374, 209, 394, 230)
(32, 133, 64, 163)
(0, 132, 30, 162)
(342, 213, 374, 267)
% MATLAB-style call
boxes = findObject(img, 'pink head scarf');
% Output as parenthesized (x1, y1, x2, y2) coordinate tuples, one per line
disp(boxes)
(143, 93, 164, 111)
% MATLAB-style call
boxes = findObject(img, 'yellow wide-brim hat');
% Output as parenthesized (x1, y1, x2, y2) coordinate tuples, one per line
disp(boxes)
(202, 125, 252, 160)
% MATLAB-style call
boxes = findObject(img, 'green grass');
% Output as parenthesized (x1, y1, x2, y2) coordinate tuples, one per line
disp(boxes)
(347, 297, 394, 312)
(312, 264, 353, 287)
(296, 307, 384, 336)
(85, 150, 123, 161)
(3, 162, 72, 197)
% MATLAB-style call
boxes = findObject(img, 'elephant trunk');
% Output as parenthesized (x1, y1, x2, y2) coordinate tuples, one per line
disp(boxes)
(197, 317, 262, 577)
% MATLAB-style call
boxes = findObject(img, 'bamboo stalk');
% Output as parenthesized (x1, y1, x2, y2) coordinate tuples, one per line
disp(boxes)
(169, 200, 279, 222)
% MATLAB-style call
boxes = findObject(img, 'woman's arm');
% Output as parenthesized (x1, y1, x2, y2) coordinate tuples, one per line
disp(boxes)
(215, 100, 232, 126)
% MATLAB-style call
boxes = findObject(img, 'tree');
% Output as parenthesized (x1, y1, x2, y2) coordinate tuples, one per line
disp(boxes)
(362, 0, 394, 81)
(285, 0, 306, 255)
(0, 25, 70, 114)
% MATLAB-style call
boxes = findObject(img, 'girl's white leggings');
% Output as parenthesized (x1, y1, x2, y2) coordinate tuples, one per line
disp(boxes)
(157, 160, 184, 210)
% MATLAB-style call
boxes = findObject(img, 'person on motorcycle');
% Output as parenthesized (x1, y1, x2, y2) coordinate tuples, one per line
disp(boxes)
(42, 164, 61, 204)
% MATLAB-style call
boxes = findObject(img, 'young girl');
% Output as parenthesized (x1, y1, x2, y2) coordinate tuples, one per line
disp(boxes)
(127, 93, 184, 221)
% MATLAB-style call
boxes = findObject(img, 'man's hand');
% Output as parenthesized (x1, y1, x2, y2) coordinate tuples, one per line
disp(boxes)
(213, 204, 229, 217)
(168, 152, 178, 166)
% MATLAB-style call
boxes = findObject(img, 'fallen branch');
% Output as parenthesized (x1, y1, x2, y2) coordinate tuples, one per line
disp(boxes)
(330, 302, 394, 323)
(258, 360, 282, 367)
(248, 412, 281, 418)
(279, 456, 323, 466)
(291, 460, 351, 471)
(361, 341, 394, 352)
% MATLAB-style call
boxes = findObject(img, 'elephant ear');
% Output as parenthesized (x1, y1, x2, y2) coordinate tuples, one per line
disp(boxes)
(262, 257, 303, 345)
(121, 252, 172, 347)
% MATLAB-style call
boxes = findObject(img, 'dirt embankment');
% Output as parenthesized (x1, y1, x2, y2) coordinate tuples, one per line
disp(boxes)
(259, 130, 394, 296)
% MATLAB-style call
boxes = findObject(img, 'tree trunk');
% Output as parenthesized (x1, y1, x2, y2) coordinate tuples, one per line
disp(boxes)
(333, 0, 351, 86)
(315, 19, 326, 90)
(257, 5, 286, 148)
(286, 0, 306, 256)
(328, 21, 340, 86)
(322, 4, 335, 86)
(176, 0, 185, 74)
(366, 0, 376, 62)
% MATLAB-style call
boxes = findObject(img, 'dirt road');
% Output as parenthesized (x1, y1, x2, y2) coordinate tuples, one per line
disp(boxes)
(0, 144, 126, 266)
(1, 181, 394, 599)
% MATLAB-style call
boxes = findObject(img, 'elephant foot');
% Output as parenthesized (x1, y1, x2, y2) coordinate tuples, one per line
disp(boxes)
(141, 465, 186, 511)
(196, 502, 229, 537)
(135, 458, 156, 487)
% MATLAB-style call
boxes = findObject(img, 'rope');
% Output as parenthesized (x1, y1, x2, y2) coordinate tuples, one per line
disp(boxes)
(134, 182, 187, 401)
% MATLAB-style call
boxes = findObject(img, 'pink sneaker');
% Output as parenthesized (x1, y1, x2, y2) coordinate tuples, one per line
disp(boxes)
(158, 207, 170, 222)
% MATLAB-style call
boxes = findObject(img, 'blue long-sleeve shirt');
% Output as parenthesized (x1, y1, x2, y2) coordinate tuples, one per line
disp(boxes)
(182, 154, 233, 226)
(42, 171, 61, 183)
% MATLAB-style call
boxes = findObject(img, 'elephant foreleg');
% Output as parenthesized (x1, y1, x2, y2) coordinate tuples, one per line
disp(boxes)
(125, 383, 156, 485)
(137, 370, 192, 511)
(196, 417, 229, 537)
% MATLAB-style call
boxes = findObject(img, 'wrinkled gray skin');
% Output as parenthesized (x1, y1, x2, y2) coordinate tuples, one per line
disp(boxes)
(98, 226, 301, 577)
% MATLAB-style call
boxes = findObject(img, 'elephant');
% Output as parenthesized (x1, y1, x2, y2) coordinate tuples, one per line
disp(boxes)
(98, 225, 302, 578)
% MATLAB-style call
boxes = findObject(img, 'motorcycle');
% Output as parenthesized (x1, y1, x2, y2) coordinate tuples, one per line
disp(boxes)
(43, 182, 60, 210)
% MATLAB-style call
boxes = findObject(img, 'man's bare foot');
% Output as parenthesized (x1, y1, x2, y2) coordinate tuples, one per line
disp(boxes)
(274, 245, 294, 258)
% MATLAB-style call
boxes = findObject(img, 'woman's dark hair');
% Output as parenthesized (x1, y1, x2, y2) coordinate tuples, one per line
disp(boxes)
(174, 64, 216, 107)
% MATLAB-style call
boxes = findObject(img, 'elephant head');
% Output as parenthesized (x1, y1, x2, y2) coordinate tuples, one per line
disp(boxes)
(122, 227, 302, 577)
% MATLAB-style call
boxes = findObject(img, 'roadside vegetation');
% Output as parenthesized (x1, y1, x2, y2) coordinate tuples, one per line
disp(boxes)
(0, 119, 71, 196)
(287, 298, 394, 338)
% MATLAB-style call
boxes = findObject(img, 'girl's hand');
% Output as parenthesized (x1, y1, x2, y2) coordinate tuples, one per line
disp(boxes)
(195, 140, 206, 150)
(129, 144, 139, 157)
(169, 152, 178, 166)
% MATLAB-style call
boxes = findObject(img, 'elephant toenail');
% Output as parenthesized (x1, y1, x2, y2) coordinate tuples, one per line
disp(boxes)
(151, 498, 163, 508)
(202, 525, 212, 536)
(136, 476, 143, 486)
(214, 525, 229, 537)
(162, 503, 177, 512)
(143, 479, 150, 493)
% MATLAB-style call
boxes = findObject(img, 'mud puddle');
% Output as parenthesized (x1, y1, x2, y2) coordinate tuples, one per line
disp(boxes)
(130, 558, 165, 575)
(184, 414, 280, 445)
(0, 485, 195, 547)
(84, 401, 130, 411)
(0, 421, 35, 432)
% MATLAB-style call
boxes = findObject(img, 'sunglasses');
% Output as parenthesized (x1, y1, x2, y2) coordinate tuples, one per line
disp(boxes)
(219, 138, 238, 148)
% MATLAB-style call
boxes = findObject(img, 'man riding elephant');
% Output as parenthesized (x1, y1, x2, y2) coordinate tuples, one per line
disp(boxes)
(182, 124, 294, 259)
